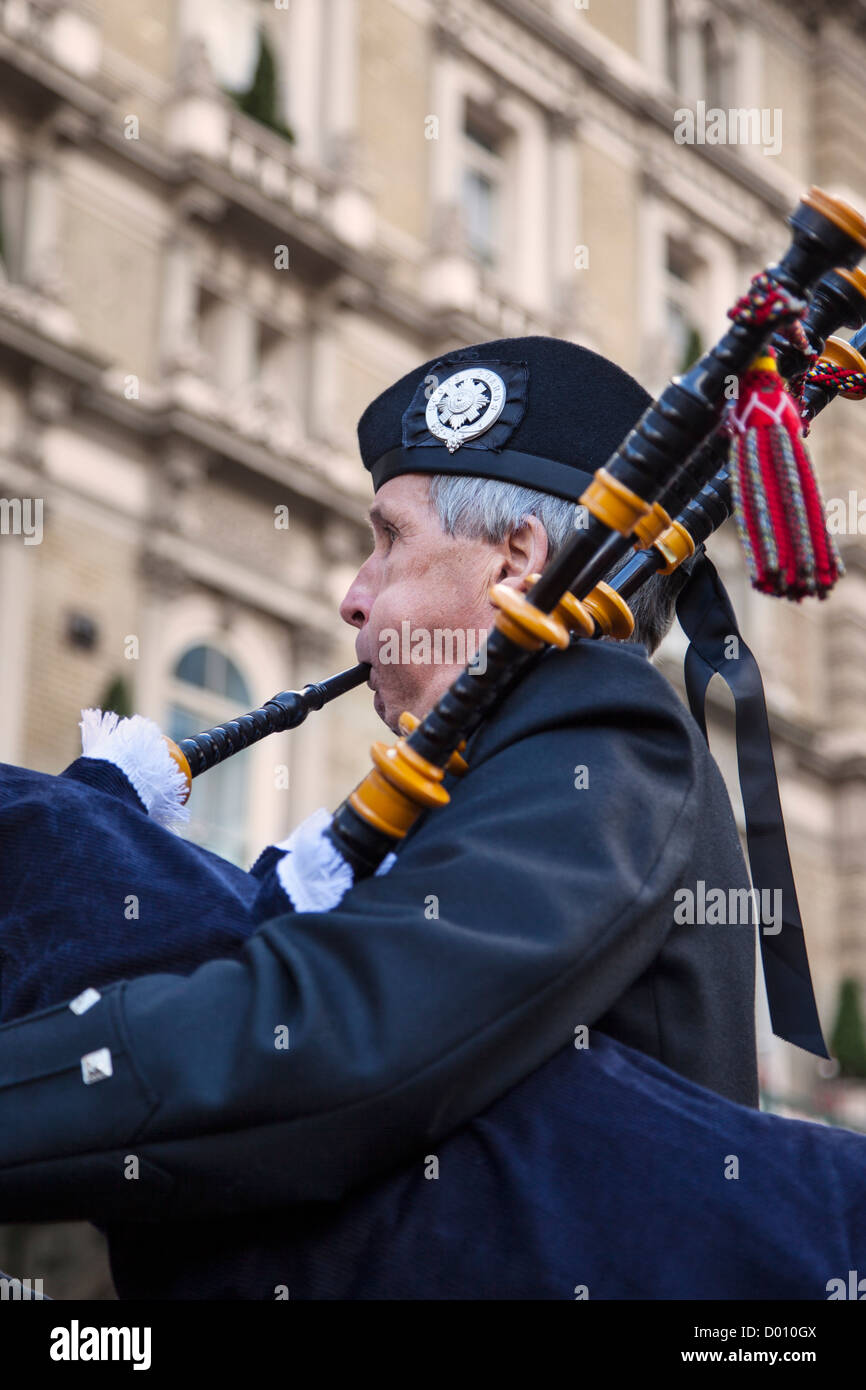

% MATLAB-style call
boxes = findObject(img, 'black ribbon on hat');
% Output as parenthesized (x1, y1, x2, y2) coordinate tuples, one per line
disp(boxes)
(372, 445, 598, 498)
(675, 552, 829, 1058)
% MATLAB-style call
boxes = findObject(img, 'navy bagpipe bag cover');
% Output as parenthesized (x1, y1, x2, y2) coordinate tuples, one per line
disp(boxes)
(1, 754, 866, 1300)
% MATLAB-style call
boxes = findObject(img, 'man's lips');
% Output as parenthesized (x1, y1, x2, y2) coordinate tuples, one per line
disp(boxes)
(356, 652, 383, 710)
(357, 654, 376, 686)
(362, 665, 385, 716)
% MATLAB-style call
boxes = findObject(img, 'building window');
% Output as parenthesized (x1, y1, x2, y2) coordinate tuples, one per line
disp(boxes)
(196, 286, 223, 379)
(195, 287, 258, 395)
(664, 0, 679, 87)
(225, 25, 295, 143)
(665, 237, 704, 373)
(181, 0, 294, 141)
(166, 642, 252, 866)
(461, 111, 505, 269)
(664, 3, 734, 106)
(256, 321, 291, 403)
(0, 166, 24, 283)
(703, 19, 730, 109)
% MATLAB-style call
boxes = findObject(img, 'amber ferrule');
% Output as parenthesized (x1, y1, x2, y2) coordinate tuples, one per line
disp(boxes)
(580, 467, 651, 535)
(801, 187, 866, 249)
(833, 266, 866, 300)
(820, 335, 866, 375)
(632, 502, 672, 550)
(654, 520, 697, 575)
(398, 712, 469, 776)
(582, 582, 635, 639)
(348, 739, 451, 840)
(525, 573, 594, 638)
(490, 582, 570, 651)
(163, 737, 192, 802)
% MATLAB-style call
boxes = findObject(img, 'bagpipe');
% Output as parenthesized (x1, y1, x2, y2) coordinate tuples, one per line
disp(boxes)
(4, 189, 866, 1032)
(3, 188, 866, 1301)
(66, 189, 866, 1052)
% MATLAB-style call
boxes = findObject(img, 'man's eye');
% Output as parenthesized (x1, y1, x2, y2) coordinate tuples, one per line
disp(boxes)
(382, 524, 397, 543)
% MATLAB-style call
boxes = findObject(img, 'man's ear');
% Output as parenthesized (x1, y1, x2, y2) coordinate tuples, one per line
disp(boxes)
(495, 515, 550, 588)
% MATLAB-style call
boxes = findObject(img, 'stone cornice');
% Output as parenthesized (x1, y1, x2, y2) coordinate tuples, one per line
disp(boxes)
(0, 297, 108, 382)
(0, 25, 115, 122)
(767, 0, 866, 39)
(0, 302, 372, 531)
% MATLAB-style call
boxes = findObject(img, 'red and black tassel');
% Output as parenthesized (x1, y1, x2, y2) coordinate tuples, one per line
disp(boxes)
(724, 272, 843, 601)
(727, 351, 843, 599)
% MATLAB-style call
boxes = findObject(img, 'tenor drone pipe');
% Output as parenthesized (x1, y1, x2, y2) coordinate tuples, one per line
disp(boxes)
(326, 188, 866, 878)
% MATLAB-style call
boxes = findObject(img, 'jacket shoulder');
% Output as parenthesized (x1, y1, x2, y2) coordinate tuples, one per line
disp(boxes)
(467, 639, 707, 764)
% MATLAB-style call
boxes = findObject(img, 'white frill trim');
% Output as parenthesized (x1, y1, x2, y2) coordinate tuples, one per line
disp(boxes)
(276, 806, 355, 913)
(79, 708, 191, 829)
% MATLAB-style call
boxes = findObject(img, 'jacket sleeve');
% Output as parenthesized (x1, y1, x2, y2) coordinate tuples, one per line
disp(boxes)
(0, 712, 697, 1222)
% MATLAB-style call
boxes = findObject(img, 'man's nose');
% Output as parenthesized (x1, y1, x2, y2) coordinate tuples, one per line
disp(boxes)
(339, 565, 372, 630)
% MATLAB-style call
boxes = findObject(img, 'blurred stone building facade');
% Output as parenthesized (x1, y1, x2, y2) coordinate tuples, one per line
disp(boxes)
(1, 0, 866, 1297)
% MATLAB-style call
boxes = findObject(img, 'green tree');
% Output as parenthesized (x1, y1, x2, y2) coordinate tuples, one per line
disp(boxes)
(99, 674, 133, 718)
(678, 323, 703, 374)
(226, 29, 295, 143)
(830, 977, 866, 1080)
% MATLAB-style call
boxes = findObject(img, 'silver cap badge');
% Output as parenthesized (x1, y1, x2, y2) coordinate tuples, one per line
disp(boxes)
(425, 368, 507, 453)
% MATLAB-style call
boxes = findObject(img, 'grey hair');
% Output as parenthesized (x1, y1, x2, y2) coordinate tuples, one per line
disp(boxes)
(427, 473, 688, 656)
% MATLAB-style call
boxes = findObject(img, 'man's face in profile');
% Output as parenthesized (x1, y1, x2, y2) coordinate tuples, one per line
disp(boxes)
(339, 474, 549, 732)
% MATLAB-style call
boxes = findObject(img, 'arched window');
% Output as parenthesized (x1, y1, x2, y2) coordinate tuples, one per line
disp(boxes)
(166, 643, 253, 865)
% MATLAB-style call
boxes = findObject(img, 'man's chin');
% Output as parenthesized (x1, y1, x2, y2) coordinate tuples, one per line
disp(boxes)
(373, 689, 391, 727)
(374, 689, 413, 734)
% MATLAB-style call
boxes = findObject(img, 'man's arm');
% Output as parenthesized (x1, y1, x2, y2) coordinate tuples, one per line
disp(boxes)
(0, 710, 697, 1223)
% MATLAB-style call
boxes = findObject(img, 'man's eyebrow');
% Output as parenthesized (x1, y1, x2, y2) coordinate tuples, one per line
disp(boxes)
(368, 505, 399, 529)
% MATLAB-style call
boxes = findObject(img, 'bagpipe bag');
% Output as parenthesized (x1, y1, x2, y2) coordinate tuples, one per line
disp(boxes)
(0, 757, 257, 1022)
(1, 750, 865, 1300)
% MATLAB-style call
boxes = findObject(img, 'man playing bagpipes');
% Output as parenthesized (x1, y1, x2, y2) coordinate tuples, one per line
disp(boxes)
(1, 189, 866, 1299)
